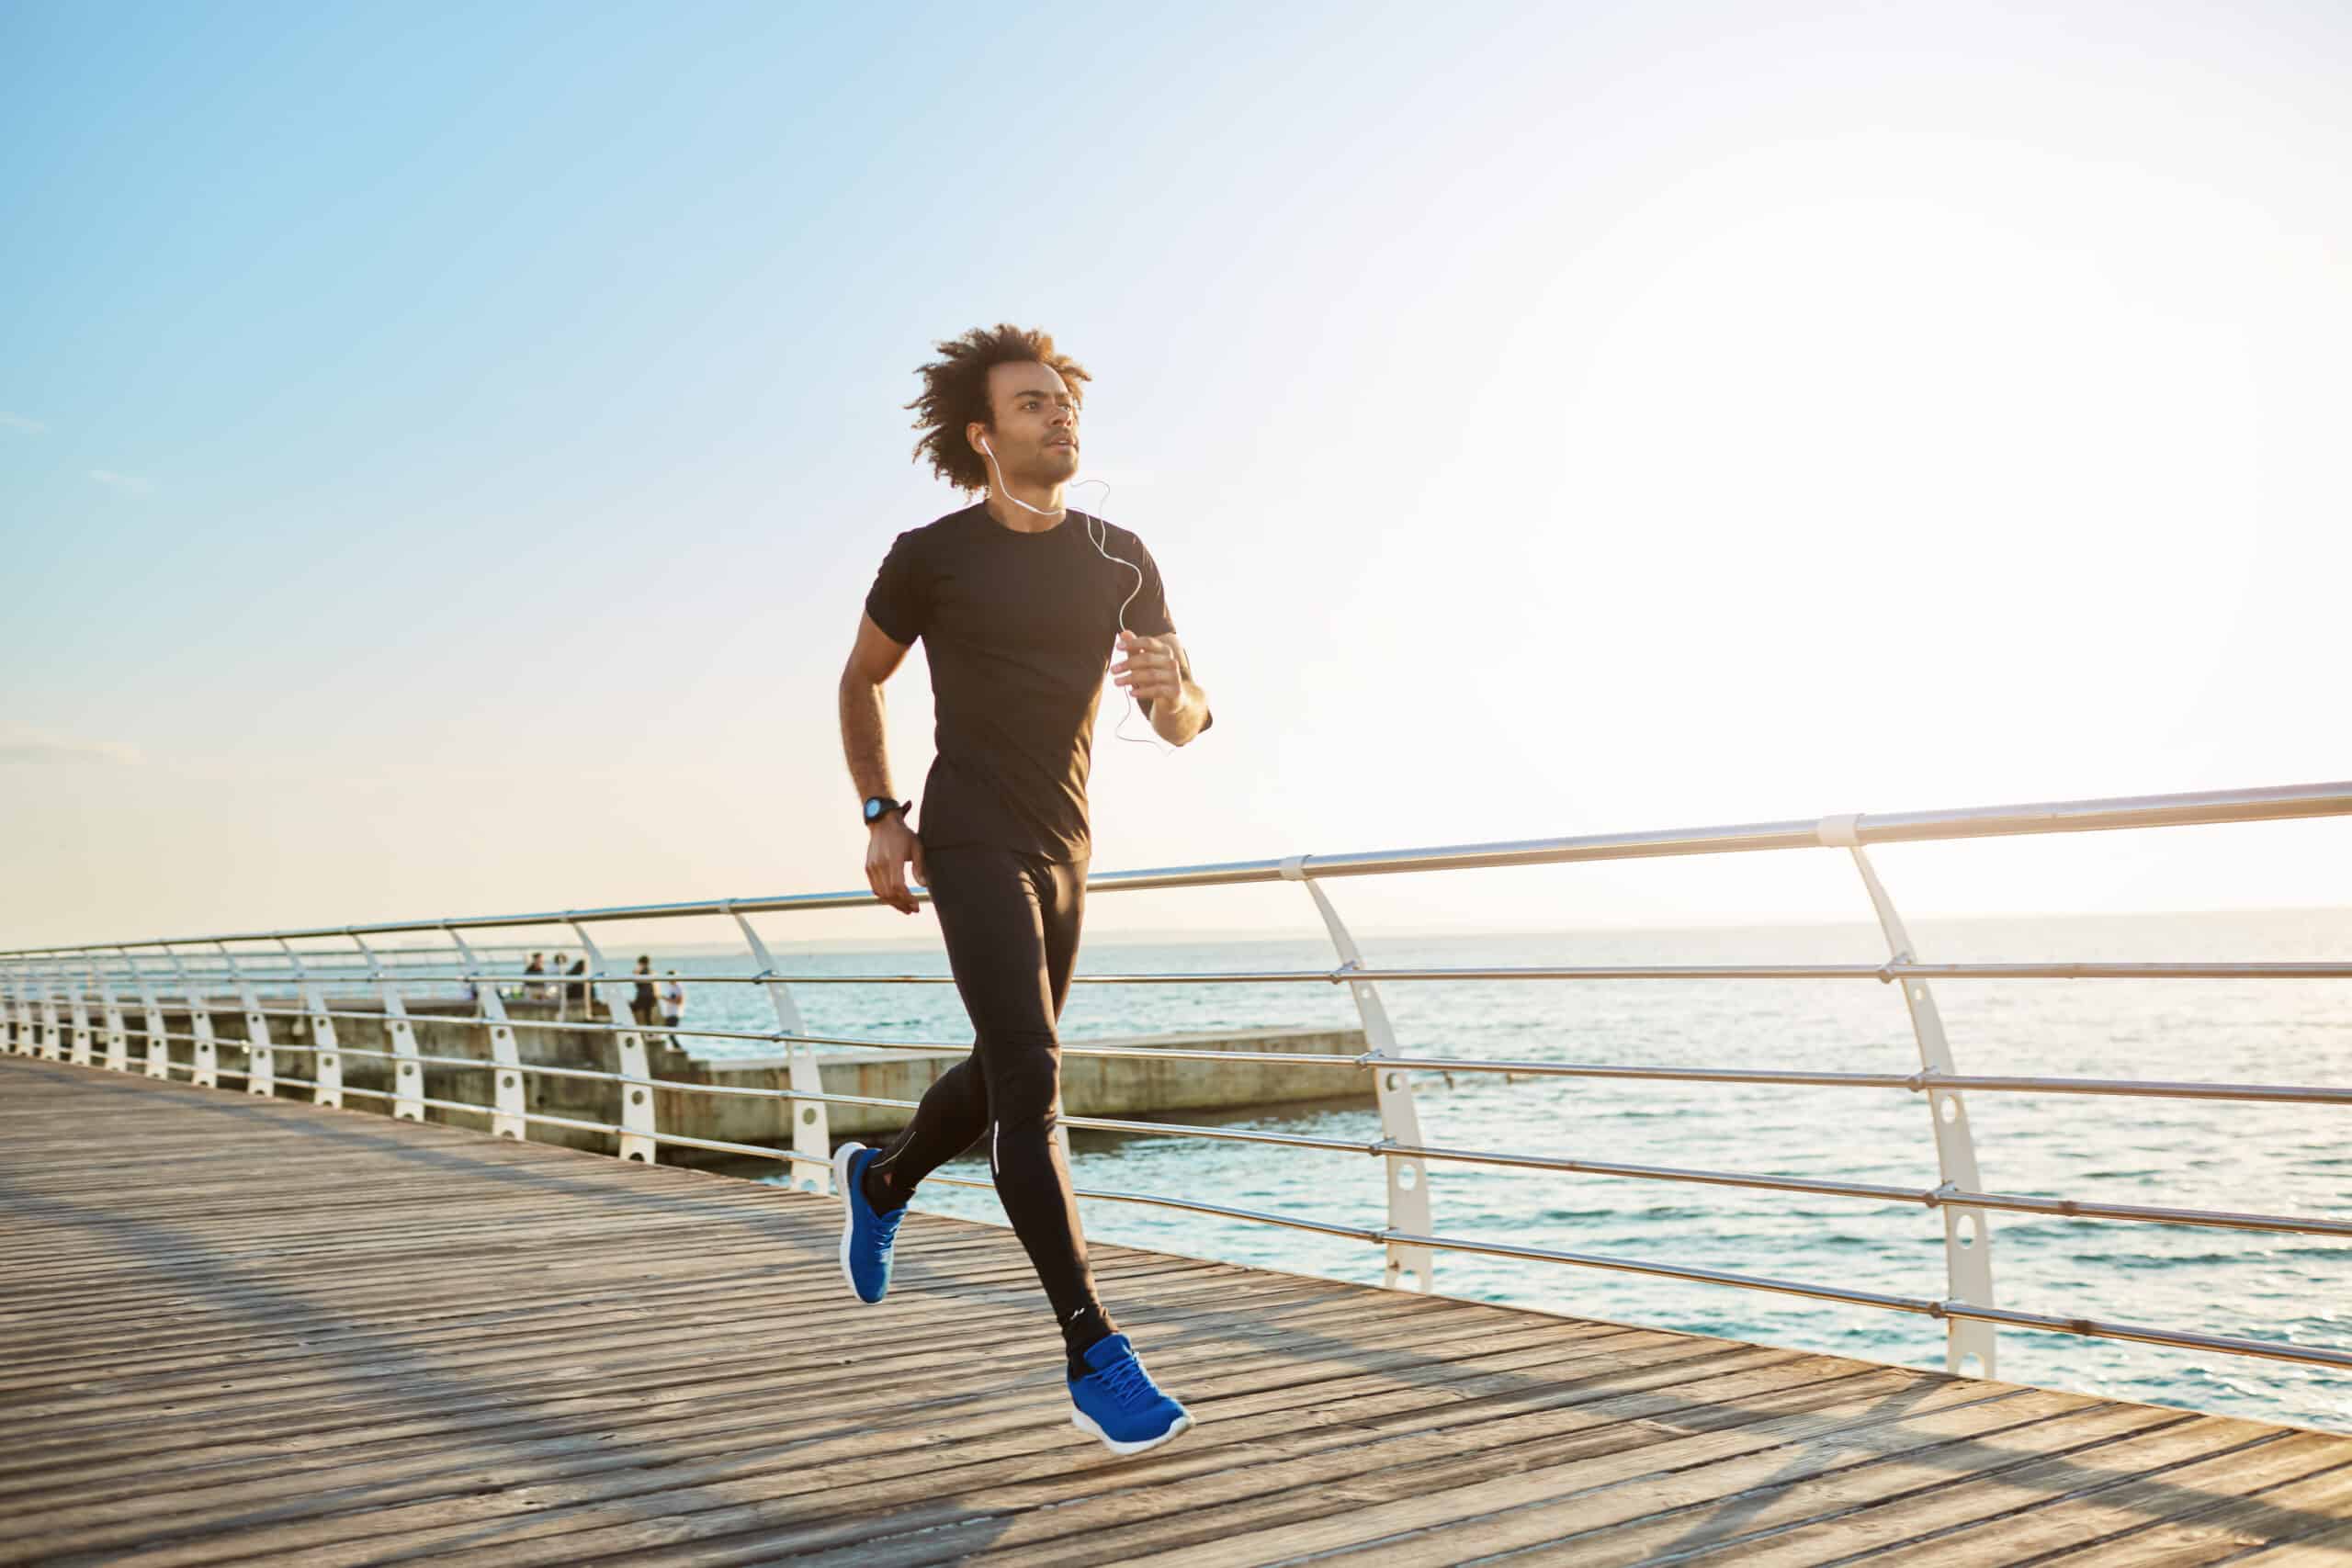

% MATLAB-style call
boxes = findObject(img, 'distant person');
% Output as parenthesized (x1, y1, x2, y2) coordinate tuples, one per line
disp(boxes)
(662, 970, 685, 1031)
(523, 952, 546, 1001)
(630, 955, 657, 1028)
(832, 325, 1214, 1457)
(563, 956, 587, 1012)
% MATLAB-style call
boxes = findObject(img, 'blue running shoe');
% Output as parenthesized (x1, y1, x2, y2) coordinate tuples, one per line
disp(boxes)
(832, 1142, 904, 1304)
(1069, 1334, 1193, 1456)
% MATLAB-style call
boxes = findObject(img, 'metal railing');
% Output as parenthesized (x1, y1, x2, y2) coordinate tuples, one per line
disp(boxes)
(5, 779, 2348, 1385)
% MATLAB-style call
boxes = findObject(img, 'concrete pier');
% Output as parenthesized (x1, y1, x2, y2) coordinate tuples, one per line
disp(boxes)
(660, 1025, 1372, 1144)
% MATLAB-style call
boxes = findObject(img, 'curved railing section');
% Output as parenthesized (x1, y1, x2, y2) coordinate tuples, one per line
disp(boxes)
(5, 779, 2348, 1385)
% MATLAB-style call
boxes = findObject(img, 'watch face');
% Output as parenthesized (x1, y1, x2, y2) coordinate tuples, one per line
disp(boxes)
(864, 799, 881, 822)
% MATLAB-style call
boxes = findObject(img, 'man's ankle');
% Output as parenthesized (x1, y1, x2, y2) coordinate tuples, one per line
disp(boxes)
(1062, 1303, 1118, 1378)
(861, 1160, 907, 1214)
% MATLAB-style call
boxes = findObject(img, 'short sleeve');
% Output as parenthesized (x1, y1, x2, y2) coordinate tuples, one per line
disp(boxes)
(1125, 536, 1176, 638)
(864, 530, 929, 645)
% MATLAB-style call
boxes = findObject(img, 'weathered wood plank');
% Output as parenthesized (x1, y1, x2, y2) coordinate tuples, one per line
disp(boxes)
(1867, 1438, 2352, 1564)
(1668, 1420, 2315, 1564)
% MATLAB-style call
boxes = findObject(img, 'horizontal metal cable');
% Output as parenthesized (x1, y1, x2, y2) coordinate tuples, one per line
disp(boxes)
(926, 1172, 1386, 1242)
(1058, 1114, 1386, 1155)
(490, 1104, 831, 1165)
(96, 1000, 1370, 1069)
(67, 1000, 2352, 1107)
(1379, 1138, 2352, 1237)
(34, 958, 2352, 989)
(1374, 1229, 2352, 1371)
(255, 1037, 927, 1113)
(8, 778, 2345, 952)
(1937, 1303, 2352, 1369)
(1370, 1055, 2352, 1106)
(1330, 961, 2352, 981)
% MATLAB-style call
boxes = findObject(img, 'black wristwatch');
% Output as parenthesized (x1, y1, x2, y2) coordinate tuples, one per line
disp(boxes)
(861, 795, 911, 828)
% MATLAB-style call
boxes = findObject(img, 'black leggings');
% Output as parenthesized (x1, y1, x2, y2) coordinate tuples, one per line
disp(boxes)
(866, 844, 1104, 1332)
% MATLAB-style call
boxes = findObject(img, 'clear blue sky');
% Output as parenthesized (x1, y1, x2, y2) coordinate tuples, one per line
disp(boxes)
(6, 0, 2348, 948)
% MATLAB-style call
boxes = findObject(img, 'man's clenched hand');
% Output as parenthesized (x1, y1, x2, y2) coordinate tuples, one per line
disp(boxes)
(1112, 630, 1184, 709)
(865, 816, 927, 915)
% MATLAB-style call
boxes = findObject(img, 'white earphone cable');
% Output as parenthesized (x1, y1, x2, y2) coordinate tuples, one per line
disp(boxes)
(981, 436, 1170, 754)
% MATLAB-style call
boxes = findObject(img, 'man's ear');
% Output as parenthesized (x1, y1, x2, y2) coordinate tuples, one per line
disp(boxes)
(967, 422, 990, 457)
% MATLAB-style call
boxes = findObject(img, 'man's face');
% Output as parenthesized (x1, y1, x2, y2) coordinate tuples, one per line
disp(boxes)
(974, 362, 1080, 484)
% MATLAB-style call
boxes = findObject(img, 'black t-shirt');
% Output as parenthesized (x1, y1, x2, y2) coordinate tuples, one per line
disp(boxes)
(864, 503, 1211, 863)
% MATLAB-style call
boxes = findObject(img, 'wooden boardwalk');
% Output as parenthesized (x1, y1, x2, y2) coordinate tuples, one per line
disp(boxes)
(3, 1056, 2348, 1566)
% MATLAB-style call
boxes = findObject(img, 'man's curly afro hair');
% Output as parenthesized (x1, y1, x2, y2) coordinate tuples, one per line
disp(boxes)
(906, 323, 1091, 493)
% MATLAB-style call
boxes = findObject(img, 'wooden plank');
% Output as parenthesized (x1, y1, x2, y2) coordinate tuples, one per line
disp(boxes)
(1472, 1411, 2273, 1567)
(1668, 1420, 2312, 1564)
(1870, 1438, 2352, 1563)
(1099, 1388, 2123, 1567)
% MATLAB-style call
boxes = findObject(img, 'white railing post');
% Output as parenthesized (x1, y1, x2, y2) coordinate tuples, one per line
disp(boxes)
(123, 949, 169, 1080)
(5, 962, 32, 1055)
(16, 962, 37, 1056)
(21, 963, 41, 1057)
(35, 962, 64, 1062)
(23, 963, 41, 1057)
(59, 959, 95, 1066)
(161, 945, 220, 1087)
(1280, 855, 1436, 1292)
(445, 927, 526, 1141)
(89, 956, 130, 1072)
(353, 933, 426, 1122)
(217, 942, 274, 1098)
(1819, 814, 1999, 1378)
(570, 923, 657, 1165)
(1, 962, 27, 1055)
(277, 938, 342, 1108)
(729, 904, 830, 1195)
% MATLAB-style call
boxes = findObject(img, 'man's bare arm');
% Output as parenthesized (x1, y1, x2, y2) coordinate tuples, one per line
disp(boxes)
(840, 612, 925, 912)
(839, 613, 909, 800)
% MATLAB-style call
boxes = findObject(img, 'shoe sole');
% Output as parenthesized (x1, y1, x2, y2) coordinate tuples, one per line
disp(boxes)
(833, 1142, 881, 1304)
(1071, 1407, 1193, 1457)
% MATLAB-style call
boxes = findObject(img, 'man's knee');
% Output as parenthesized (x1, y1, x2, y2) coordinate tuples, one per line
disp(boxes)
(982, 1036, 1062, 1128)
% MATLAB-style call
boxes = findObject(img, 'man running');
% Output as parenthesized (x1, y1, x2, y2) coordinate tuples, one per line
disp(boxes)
(834, 323, 1214, 1456)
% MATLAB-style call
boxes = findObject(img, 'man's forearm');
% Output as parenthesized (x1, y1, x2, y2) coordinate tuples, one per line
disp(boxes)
(838, 673, 897, 802)
(1148, 679, 1213, 746)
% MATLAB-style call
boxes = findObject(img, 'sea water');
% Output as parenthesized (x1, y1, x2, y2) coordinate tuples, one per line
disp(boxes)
(650, 908, 2351, 1432)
